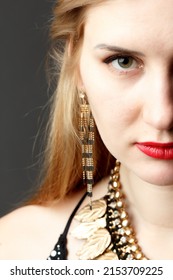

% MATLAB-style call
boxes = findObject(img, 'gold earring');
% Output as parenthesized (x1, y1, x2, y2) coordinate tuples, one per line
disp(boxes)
(79, 90, 94, 209)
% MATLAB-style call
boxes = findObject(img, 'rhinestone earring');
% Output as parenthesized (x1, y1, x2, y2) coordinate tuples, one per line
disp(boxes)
(79, 90, 94, 209)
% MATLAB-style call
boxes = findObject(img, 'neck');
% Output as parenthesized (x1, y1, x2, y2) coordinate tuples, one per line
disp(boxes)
(120, 164, 173, 229)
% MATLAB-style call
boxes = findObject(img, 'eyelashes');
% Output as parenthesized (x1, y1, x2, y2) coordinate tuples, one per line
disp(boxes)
(104, 54, 144, 75)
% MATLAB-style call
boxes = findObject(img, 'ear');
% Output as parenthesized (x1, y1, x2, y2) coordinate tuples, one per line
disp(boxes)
(67, 36, 85, 90)
(67, 36, 73, 57)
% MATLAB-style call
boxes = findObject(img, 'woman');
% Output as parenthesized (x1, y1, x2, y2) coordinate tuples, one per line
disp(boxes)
(1, 0, 173, 260)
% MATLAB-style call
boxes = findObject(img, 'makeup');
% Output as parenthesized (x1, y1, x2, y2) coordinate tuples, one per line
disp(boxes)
(136, 142, 173, 160)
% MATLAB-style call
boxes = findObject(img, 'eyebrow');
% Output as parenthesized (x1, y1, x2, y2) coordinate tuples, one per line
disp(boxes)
(94, 44, 145, 57)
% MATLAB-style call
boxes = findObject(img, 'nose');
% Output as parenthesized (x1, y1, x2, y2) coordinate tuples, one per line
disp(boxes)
(142, 72, 173, 131)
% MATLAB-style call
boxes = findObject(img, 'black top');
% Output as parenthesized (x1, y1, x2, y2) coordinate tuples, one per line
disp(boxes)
(47, 192, 87, 260)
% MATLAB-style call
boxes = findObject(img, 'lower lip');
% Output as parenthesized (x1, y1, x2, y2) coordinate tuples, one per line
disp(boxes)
(136, 143, 173, 160)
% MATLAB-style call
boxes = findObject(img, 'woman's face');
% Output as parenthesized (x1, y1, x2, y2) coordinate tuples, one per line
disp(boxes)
(79, 0, 173, 186)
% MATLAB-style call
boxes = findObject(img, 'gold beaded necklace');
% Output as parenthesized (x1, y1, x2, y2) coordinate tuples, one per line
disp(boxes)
(106, 161, 147, 260)
(71, 161, 148, 260)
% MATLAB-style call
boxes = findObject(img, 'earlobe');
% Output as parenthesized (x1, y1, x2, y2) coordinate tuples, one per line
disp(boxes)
(77, 70, 84, 90)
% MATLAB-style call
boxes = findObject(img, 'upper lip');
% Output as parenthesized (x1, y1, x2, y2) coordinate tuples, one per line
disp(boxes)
(136, 142, 173, 147)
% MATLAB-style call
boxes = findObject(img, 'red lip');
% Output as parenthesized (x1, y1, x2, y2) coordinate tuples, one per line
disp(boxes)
(136, 142, 173, 160)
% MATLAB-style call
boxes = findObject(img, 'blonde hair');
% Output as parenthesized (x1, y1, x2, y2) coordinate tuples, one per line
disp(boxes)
(30, 0, 115, 205)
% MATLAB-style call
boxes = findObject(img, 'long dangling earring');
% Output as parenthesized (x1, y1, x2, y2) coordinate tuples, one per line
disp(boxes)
(79, 90, 94, 209)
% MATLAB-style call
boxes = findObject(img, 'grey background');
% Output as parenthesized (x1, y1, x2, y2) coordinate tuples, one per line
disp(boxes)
(0, 1, 53, 217)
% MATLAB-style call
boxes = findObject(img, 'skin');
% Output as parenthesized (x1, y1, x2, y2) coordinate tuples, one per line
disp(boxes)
(1, 0, 173, 259)
(80, 0, 173, 186)
(78, 0, 173, 259)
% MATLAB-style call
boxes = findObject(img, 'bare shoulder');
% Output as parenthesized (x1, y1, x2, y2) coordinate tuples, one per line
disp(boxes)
(0, 197, 79, 260)
(0, 177, 108, 260)
(0, 204, 58, 259)
(0, 204, 58, 234)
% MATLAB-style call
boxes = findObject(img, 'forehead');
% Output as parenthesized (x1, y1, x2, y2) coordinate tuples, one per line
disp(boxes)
(84, 0, 173, 54)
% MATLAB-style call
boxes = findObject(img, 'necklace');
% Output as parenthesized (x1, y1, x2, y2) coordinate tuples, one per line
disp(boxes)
(71, 161, 148, 260)
(106, 161, 147, 260)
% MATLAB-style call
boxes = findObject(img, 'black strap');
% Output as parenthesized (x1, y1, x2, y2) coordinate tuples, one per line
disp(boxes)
(63, 191, 87, 237)
(47, 192, 87, 260)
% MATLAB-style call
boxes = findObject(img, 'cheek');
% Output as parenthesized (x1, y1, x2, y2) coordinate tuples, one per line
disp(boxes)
(79, 54, 143, 151)
(87, 88, 138, 158)
(83, 87, 142, 157)
(79, 52, 142, 117)
(81, 71, 140, 134)
(80, 59, 121, 121)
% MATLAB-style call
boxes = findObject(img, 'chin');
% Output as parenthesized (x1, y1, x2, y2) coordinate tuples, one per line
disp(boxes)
(145, 177, 173, 187)
(122, 157, 173, 187)
(137, 167, 173, 187)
